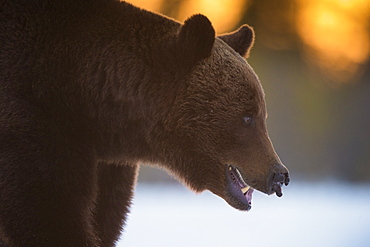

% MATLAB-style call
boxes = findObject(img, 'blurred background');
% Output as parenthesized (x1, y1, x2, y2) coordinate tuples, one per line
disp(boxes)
(118, 0, 370, 246)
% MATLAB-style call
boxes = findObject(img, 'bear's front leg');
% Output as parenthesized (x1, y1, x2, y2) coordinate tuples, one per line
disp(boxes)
(94, 162, 138, 247)
(0, 146, 100, 247)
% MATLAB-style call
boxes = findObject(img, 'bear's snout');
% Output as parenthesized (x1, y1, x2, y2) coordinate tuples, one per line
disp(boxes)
(268, 164, 290, 197)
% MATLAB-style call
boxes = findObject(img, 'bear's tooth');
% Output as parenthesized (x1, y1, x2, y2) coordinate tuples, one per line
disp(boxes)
(241, 186, 250, 194)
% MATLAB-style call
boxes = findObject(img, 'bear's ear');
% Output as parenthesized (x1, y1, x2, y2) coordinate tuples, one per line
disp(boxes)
(177, 14, 215, 64)
(218, 25, 255, 58)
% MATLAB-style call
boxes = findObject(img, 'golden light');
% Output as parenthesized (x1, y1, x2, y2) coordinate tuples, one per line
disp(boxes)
(176, 0, 248, 33)
(125, 0, 248, 34)
(296, 0, 370, 85)
(124, 0, 164, 12)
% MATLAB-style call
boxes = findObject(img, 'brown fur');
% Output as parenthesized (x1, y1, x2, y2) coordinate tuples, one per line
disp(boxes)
(0, 0, 288, 246)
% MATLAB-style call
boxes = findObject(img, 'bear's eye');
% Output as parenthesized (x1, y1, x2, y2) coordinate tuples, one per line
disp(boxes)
(243, 116, 253, 126)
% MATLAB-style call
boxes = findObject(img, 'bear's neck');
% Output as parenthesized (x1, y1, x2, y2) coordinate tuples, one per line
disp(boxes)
(23, 1, 182, 162)
(76, 1, 181, 161)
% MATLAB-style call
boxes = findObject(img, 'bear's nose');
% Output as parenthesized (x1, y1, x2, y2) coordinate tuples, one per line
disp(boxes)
(268, 165, 290, 197)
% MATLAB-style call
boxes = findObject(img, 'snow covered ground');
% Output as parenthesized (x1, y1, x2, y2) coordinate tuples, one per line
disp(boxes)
(117, 181, 370, 247)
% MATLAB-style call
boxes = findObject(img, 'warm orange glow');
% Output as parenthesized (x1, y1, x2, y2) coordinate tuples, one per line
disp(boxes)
(124, 0, 164, 13)
(125, 0, 248, 33)
(176, 0, 248, 33)
(296, 0, 370, 84)
(124, 0, 369, 84)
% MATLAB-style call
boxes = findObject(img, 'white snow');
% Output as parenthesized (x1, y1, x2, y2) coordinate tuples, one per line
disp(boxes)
(117, 181, 370, 247)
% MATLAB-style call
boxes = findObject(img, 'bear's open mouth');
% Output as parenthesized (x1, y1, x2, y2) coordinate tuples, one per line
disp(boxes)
(226, 164, 254, 211)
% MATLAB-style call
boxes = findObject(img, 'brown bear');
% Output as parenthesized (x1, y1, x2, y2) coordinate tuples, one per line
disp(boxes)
(0, 0, 289, 246)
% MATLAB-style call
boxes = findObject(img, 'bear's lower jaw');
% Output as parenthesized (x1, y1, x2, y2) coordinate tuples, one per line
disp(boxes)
(225, 165, 254, 211)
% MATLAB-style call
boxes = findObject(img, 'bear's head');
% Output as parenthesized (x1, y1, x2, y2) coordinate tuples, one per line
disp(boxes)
(149, 15, 290, 211)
